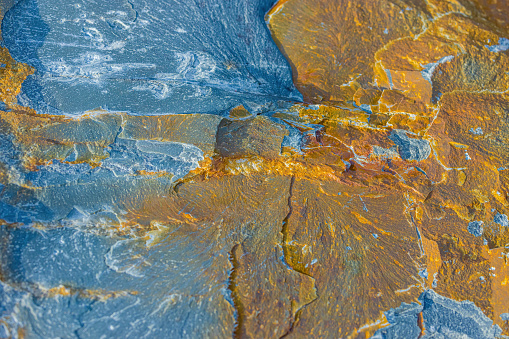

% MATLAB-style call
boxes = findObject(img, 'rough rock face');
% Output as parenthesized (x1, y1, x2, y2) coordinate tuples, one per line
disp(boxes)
(1, 0, 509, 338)
(372, 290, 502, 339)
(389, 130, 431, 161)
(216, 116, 288, 158)
(2, 0, 301, 114)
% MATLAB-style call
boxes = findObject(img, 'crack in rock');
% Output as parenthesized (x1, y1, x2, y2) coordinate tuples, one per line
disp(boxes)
(280, 176, 318, 338)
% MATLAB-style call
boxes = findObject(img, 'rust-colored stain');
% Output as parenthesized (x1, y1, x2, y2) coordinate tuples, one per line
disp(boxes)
(485, 247, 509, 332)
(0, 47, 33, 106)
(417, 311, 425, 338)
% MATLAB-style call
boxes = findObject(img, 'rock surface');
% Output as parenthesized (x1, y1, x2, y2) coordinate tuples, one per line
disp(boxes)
(1, 0, 509, 338)
(2, 0, 301, 114)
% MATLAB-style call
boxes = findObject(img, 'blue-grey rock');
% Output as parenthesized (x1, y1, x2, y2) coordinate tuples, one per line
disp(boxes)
(486, 38, 509, 53)
(468, 220, 484, 237)
(2, 0, 301, 115)
(66, 206, 87, 220)
(372, 145, 399, 159)
(420, 290, 502, 339)
(0, 174, 301, 338)
(2, 137, 202, 222)
(0, 225, 235, 338)
(470, 127, 484, 135)
(371, 290, 502, 339)
(370, 302, 422, 339)
(0, 280, 26, 333)
(0, 183, 55, 224)
(389, 130, 431, 161)
(494, 213, 509, 227)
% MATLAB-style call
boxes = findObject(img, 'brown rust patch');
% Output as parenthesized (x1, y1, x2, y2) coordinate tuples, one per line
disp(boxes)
(484, 247, 509, 335)
(267, 0, 426, 105)
(0, 47, 34, 106)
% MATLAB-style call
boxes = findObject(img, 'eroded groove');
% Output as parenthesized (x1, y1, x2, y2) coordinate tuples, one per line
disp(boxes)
(280, 176, 318, 338)
(228, 244, 245, 339)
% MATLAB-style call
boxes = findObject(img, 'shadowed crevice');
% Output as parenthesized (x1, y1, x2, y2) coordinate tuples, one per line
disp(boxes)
(228, 244, 246, 339)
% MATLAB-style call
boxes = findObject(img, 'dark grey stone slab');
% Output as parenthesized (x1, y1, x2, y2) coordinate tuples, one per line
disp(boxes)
(2, 0, 301, 115)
